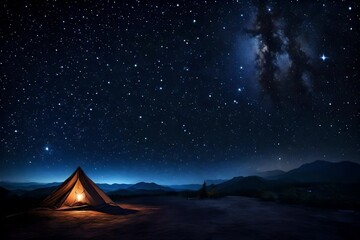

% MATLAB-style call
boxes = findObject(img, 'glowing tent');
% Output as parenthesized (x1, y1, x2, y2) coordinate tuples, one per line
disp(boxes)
(42, 167, 115, 209)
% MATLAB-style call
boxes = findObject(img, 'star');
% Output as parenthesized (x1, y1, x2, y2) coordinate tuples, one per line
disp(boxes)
(320, 54, 328, 61)
(45, 146, 49, 151)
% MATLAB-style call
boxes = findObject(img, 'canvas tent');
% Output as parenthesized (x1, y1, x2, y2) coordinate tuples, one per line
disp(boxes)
(42, 167, 115, 209)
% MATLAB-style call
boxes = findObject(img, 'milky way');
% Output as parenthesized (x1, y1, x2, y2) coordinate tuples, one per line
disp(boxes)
(0, 0, 359, 184)
(245, 0, 315, 106)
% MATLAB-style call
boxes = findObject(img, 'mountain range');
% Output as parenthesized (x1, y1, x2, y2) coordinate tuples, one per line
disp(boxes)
(273, 160, 360, 183)
(1, 160, 359, 196)
(128, 182, 172, 191)
(212, 161, 360, 198)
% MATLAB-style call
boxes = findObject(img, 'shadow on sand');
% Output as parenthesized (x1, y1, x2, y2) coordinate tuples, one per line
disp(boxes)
(93, 204, 138, 215)
(39, 203, 138, 215)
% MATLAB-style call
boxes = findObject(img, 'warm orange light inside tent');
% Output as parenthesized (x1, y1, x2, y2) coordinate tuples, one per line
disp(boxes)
(76, 192, 85, 202)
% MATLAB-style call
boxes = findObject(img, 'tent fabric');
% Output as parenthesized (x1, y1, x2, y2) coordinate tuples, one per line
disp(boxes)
(42, 167, 115, 209)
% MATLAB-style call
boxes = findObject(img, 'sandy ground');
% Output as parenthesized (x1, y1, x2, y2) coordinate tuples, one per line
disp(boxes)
(2, 196, 360, 240)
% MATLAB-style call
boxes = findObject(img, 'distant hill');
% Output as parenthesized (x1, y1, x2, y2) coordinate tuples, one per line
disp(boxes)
(215, 161, 360, 193)
(97, 183, 133, 192)
(128, 182, 172, 191)
(168, 180, 228, 191)
(276, 160, 360, 183)
(168, 184, 201, 191)
(11, 189, 29, 196)
(22, 186, 57, 199)
(0, 186, 11, 197)
(205, 179, 228, 185)
(0, 182, 60, 191)
(209, 161, 360, 209)
(0, 182, 133, 193)
(214, 176, 277, 194)
(109, 188, 174, 198)
(253, 170, 285, 178)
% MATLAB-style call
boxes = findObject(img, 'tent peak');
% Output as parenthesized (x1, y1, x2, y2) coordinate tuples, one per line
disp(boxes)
(74, 166, 85, 175)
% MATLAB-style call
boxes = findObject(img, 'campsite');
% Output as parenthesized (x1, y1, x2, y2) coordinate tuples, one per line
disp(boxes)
(1, 164, 360, 239)
(1, 1, 360, 239)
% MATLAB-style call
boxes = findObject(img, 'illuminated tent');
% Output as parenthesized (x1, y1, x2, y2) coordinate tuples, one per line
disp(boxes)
(42, 167, 115, 209)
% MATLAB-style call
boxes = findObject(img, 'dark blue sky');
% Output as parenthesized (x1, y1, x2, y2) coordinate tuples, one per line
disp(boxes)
(0, 0, 359, 184)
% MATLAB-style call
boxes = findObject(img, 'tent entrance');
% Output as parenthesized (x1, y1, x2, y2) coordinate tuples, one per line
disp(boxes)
(62, 180, 91, 207)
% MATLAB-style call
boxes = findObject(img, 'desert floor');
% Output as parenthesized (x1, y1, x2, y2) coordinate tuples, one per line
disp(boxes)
(2, 196, 360, 240)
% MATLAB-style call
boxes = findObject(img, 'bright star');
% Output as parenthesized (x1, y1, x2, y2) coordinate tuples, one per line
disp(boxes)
(45, 146, 49, 151)
(320, 54, 328, 61)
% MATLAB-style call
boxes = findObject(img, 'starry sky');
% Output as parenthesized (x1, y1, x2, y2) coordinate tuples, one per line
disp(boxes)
(0, 0, 359, 184)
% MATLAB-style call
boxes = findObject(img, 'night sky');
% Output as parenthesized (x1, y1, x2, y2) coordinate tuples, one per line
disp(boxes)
(0, 0, 359, 184)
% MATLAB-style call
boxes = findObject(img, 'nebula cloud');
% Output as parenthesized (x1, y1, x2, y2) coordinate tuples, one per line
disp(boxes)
(246, 0, 314, 106)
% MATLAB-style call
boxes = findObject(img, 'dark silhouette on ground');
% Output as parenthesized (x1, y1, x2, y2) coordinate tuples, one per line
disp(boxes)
(198, 181, 208, 199)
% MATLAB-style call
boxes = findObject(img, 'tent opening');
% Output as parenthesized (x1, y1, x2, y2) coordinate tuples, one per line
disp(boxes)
(75, 190, 86, 204)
